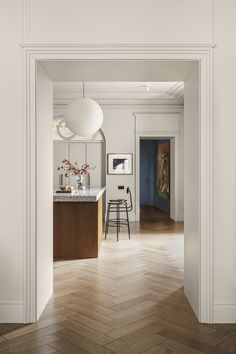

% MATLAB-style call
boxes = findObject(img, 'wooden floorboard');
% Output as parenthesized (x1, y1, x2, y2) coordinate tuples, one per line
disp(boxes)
(1, 207, 236, 353)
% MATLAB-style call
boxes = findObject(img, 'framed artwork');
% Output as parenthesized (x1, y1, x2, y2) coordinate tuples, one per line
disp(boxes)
(107, 153, 133, 175)
(157, 143, 170, 199)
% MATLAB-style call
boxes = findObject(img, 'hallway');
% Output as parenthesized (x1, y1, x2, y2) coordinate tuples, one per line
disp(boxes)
(0, 218, 236, 353)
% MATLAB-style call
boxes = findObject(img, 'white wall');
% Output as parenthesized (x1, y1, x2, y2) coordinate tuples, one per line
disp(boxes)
(54, 104, 184, 221)
(28, 0, 212, 44)
(213, 0, 236, 322)
(102, 107, 136, 219)
(0, 0, 24, 322)
(53, 141, 103, 189)
(36, 64, 53, 319)
(184, 63, 200, 318)
(2, 0, 236, 323)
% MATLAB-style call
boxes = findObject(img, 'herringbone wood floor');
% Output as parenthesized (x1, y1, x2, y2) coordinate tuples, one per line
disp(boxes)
(1, 207, 236, 353)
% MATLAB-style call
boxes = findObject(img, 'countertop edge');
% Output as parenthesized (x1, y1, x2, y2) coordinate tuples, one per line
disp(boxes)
(53, 187, 106, 202)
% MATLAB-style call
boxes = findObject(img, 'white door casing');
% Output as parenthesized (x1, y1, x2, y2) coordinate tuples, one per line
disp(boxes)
(134, 113, 182, 222)
(23, 44, 213, 323)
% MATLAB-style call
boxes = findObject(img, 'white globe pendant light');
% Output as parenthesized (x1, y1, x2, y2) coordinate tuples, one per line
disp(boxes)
(64, 83, 103, 137)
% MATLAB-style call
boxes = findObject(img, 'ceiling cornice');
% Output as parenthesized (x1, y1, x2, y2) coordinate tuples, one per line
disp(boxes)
(53, 97, 184, 108)
(167, 82, 184, 98)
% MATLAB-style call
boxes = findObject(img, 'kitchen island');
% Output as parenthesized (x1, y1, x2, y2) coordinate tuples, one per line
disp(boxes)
(53, 187, 105, 260)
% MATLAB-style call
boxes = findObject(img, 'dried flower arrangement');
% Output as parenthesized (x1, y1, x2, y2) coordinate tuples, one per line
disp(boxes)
(57, 159, 95, 177)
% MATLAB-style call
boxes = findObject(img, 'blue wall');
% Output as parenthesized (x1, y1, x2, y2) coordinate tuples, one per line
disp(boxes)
(140, 139, 170, 215)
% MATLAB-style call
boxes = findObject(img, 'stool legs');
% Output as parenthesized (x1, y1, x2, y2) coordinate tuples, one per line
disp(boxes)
(105, 204, 110, 240)
(116, 205, 119, 242)
(125, 202, 130, 239)
(105, 202, 131, 241)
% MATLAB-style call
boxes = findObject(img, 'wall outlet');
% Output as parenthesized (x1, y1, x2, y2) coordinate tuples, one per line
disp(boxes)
(118, 186, 124, 190)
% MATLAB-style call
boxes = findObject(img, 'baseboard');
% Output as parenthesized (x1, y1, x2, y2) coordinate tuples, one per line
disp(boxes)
(178, 212, 184, 221)
(213, 301, 236, 323)
(0, 301, 24, 323)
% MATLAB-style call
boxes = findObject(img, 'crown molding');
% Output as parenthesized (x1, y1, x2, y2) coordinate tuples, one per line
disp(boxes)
(53, 95, 184, 107)
(53, 98, 184, 109)
(21, 43, 216, 49)
(167, 82, 184, 98)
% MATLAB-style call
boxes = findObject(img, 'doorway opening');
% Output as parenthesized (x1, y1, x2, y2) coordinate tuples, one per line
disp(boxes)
(140, 138, 171, 225)
(23, 48, 213, 324)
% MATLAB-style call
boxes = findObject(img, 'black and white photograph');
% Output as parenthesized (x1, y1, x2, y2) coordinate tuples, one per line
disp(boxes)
(107, 153, 133, 174)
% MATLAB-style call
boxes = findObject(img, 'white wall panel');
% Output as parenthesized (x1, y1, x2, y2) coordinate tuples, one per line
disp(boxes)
(36, 64, 53, 320)
(102, 108, 136, 220)
(213, 0, 236, 322)
(28, 0, 212, 44)
(136, 113, 180, 132)
(184, 63, 200, 318)
(0, 0, 24, 322)
(87, 143, 103, 187)
(53, 142, 104, 189)
(69, 142, 86, 189)
(53, 142, 68, 188)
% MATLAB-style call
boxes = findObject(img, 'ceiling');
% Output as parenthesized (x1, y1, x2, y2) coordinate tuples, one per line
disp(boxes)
(53, 81, 184, 100)
(40, 60, 194, 103)
(40, 60, 194, 82)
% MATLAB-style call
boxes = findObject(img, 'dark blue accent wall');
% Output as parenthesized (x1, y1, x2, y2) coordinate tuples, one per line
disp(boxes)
(140, 139, 170, 215)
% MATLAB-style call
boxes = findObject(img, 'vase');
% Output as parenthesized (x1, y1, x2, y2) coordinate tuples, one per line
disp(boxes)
(84, 174, 90, 189)
(76, 175, 85, 191)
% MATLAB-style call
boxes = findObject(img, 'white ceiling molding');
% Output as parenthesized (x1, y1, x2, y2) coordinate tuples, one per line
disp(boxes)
(53, 97, 184, 107)
(53, 81, 184, 107)
(53, 99, 184, 115)
(167, 82, 184, 98)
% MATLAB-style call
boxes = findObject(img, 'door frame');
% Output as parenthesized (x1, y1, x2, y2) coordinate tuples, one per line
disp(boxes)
(137, 133, 179, 222)
(22, 44, 214, 323)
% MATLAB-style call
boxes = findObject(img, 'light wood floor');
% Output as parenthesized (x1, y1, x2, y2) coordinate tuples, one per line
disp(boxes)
(1, 207, 236, 353)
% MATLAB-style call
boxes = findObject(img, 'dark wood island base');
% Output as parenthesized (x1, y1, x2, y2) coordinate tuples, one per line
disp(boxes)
(53, 196, 103, 260)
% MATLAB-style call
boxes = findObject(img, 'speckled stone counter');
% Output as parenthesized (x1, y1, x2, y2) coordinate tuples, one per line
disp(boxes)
(53, 187, 105, 202)
(53, 187, 105, 260)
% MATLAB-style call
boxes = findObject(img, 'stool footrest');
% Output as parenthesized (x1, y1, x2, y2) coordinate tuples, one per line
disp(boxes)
(105, 199, 131, 241)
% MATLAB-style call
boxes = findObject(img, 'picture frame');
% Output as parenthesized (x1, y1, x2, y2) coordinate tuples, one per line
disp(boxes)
(107, 153, 133, 175)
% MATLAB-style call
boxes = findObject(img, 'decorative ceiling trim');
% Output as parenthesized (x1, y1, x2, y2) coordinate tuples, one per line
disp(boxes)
(53, 96, 184, 106)
(21, 43, 216, 49)
(167, 82, 184, 98)
(53, 98, 184, 109)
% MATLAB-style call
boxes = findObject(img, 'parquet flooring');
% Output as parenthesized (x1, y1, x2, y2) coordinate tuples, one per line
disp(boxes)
(1, 207, 236, 353)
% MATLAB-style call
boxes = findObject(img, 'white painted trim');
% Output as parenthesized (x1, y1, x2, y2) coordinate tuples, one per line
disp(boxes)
(167, 82, 184, 98)
(21, 43, 216, 48)
(54, 96, 184, 107)
(213, 302, 236, 323)
(24, 50, 37, 323)
(55, 102, 184, 110)
(53, 93, 184, 101)
(170, 137, 175, 220)
(23, 44, 213, 324)
(199, 48, 213, 323)
(0, 302, 24, 323)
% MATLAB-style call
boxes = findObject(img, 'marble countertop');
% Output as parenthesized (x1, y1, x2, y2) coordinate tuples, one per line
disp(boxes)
(53, 187, 106, 202)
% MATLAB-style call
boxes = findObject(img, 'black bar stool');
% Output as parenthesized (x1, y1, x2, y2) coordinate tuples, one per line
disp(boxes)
(105, 187, 133, 241)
